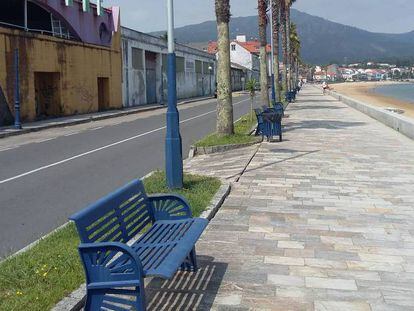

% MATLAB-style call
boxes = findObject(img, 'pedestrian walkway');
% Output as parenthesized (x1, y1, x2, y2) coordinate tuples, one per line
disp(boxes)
(146, 86, 414, 310)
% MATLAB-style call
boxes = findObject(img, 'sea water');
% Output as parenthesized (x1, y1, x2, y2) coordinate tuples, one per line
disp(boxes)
(373, 83, 414, 104)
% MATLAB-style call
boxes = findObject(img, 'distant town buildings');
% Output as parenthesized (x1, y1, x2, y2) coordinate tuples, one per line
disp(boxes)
(312, 62, 414, 82)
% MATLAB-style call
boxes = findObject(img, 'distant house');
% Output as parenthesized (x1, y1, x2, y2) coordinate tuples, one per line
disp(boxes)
(208, 35, 271, 81)
(313, 71, 327, 81)
(326, 64, 341, 81)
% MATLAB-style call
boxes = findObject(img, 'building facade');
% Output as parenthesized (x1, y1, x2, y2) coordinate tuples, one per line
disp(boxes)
(0, 0, 122, 125)
(122, 27, 216, 107)
(208, 35, 269, 83)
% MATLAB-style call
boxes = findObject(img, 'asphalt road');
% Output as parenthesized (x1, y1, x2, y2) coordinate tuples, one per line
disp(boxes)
(0, 94, 256, 258)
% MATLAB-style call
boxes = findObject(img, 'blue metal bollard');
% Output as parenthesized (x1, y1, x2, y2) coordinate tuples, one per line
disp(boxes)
(14, 49, 22, 129)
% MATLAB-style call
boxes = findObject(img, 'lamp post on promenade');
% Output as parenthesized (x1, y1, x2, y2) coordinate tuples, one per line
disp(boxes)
(208, 65, 213, 95)
(165, 0, 183, 189)
(269, 0, 276, 105)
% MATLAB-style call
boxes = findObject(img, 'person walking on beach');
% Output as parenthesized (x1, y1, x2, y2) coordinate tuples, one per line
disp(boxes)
(322, 81, 329, 95)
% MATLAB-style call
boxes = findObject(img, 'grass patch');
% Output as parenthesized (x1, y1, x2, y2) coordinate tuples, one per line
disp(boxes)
(0, 172, 221, 311)
(195, 111, 258, 147)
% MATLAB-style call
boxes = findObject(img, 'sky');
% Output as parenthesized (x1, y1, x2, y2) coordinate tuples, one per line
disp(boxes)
(105, 0, 414, 34)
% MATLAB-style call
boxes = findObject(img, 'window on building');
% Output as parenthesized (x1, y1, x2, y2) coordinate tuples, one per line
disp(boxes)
(162, 55, 185, 72)
(187, 60, 196, 72)
(231, 44, 236, 51)
(176, 56, 185, 72)
(203, 62, 214, 74)
(132, 48, 143, 70)
(195, 60, 202, 74)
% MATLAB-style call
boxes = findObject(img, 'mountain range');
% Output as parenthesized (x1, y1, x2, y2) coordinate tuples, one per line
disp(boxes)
(151, 9, 414, 65)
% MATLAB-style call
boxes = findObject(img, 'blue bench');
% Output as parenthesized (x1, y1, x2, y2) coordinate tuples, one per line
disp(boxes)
(69, 179, 208, 311)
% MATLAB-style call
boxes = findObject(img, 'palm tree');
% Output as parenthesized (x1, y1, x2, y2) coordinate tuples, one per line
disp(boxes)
(281, 0, 295, 96)
(215, 0, 234, 135)
(271, 0, 281, 103)
(258, 0, 269, 107)
(290, 22, 301, 89)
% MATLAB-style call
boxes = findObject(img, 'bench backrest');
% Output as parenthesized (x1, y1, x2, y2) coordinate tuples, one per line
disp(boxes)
(69, 179, 154, 244)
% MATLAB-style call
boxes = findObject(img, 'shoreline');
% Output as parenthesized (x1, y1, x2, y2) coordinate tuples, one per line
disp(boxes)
(332, 82, 414, 120)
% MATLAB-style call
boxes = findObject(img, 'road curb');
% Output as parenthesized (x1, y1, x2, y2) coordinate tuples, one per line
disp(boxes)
(51, 177, 231, 311)
(0, 96, 214, 139)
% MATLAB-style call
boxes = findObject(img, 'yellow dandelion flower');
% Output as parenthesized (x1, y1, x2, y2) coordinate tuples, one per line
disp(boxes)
(43, 272, 48, 277)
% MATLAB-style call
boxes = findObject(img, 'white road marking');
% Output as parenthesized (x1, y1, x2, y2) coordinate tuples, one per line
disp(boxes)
(64, 131, 81, 137)
(0, 98, 249, 185)
(90, 126, 104, 131)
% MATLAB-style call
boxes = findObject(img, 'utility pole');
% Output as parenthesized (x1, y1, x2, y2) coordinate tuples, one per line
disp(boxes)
(165, 0, 183, 188)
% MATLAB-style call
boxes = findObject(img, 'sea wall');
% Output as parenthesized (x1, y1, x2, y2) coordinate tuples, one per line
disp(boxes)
(328, 90, 414, 140)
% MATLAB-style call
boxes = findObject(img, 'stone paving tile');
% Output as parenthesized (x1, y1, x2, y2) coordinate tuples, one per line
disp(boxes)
(146, 86, 414, 310)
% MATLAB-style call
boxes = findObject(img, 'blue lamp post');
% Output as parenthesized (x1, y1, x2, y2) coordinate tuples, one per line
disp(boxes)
(165, 0, 183, 189)
(14, 49, 22, 130)
(269, 0, 276, 105)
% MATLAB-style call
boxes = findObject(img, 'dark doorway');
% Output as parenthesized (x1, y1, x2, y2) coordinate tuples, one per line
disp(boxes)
(145, 51, 157, 104)
(97, 77, 110, 111)
(34, 72, 61, 119)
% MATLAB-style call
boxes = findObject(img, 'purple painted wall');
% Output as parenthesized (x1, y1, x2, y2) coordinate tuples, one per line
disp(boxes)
(33, 0, 119, 47)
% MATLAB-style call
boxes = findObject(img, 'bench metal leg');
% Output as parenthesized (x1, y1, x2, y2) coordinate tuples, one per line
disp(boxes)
(180, 247, 198, 272)
(85, 286, 147, 311)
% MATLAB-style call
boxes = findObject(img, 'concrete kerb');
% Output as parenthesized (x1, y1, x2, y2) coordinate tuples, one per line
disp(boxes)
(0, 96, 214, 139)
(50, 175, 231, 311)
(188, 118, 261, 159)
(327, 89, 414, 140)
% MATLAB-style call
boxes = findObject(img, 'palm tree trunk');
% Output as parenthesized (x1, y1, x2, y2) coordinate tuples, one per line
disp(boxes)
(258, 0, 269, 107)
(271, 0, 281, 102)
(285, 6, 291, 92)
(215, 0, 234, 135)
(280, 2, 288, 98)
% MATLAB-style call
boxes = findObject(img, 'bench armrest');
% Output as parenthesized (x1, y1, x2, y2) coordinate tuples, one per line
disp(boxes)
(148, 194, 193, 221)
(78, 242, 144, 285)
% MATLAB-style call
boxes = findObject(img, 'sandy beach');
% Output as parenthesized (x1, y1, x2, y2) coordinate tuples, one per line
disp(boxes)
(331, 81, 414, 120)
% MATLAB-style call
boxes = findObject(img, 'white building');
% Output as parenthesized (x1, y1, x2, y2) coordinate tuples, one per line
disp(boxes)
(122, 27, 216, 107)
(208, 35, 267, 81)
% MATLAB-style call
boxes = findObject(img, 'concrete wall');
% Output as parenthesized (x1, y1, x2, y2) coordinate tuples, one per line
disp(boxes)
(122, 27, 216, 107)
(0, 26, 122, 122)
(329, 90, 414, 140)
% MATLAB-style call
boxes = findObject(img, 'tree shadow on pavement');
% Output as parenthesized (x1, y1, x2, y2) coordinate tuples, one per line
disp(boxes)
(227, 149, 320, 178)
(145, 256, 227, 310)
(283, 120, 366, 132)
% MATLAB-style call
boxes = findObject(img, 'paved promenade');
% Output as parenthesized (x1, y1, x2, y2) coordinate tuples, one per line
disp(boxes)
(147, 86, 414, 310)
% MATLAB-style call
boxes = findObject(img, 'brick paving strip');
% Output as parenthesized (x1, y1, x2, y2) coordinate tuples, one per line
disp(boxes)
(56, 86, 414, 310)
